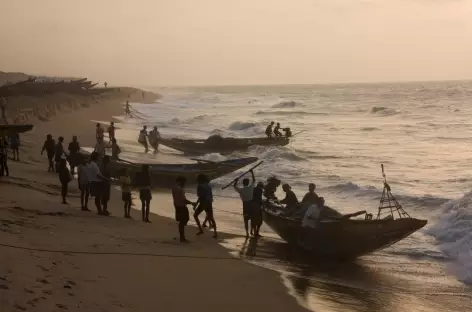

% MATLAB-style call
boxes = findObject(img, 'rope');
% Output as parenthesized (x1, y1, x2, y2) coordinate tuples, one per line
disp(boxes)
(0, 242, 239, 261)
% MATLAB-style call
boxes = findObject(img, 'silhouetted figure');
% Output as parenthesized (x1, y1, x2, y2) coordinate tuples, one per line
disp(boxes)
(172, 176, 194, 242)
(88, 152, 109, 215)
(252, 182, 264, 237)
(0, 137, 9, 176)
(136, 164, 152, 222)
(280, 183, 299, 210)
(274, 122, 282, 137)
(1, 97, 7, 123)
(41, 134, 55, 172)
(110, 138, 121, 160)
(283, 127, 292, 138)
(125, 100, 131, 117)
(194, 174, 217, 238)
(265, 121, 275, 138)
(302, 183, 319, 205)
(107, 122, 116, 142)
(77, 155, 90, 211)
(138, 126, 149, 153)
(100, 156, 112, 216)
(58, 158, 71, 204)
(54, 136, 65, 172)
(263, 176, 281, 200)
(9, 133, 20, 161)
(104, 81, 108, 88)
(68, 136, 80, 175)
(149, 126, 161, 154)
(119, 168, 132, 218)
(233, 169, 256, 237)
(96, 123, 104, 141)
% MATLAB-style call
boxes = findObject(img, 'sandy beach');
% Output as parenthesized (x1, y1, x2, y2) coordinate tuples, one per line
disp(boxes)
(0, 88, 308, 311)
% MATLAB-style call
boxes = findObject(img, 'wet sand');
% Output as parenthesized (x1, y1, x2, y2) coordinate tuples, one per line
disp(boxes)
(0, 91, 308, 311)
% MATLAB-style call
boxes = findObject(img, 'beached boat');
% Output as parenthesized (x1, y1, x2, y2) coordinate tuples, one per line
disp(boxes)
(159, 135, 290, 155)
(262, 165, 427, 260)
(80, 147, 258, 187)
(0, 124, 34, 136)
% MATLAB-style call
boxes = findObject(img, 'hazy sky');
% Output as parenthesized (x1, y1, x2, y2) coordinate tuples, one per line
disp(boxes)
(1, 0, 472, 86)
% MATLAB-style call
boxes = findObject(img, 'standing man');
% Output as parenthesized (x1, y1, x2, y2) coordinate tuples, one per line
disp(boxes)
(41, 134, 56, 172)
(67, 135, 80, 174)
(273, 123, 282, 137)
(233, 169, 256, 237)
(172, 176, 195, 242)
(9, 133, 20, 161)
(138, 126, 149, 153)
(54, 136, 65, 172)
(1, 97, 7, 124)
(96, 123, 104, 141)
(107, 122, 116, 143)
(125, 100, 131, 117)
(0, 137, 9, 176)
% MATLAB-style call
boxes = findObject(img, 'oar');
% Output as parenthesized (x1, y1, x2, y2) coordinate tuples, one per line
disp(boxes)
(291, 130, 306, 138)
(221, 161, 264, 190)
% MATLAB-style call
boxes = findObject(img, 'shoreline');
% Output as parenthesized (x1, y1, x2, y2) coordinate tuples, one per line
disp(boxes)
(0, 89, 309, 311)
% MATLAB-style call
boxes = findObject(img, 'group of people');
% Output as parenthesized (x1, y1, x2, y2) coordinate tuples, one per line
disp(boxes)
(138, 125, 161, 154)
(94, 122, 122, 160)
(265, 121, 292, 138)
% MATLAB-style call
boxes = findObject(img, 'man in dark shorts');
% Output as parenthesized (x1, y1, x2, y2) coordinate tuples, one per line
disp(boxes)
(136, 164, 152, 222)
(100, 156, 112, 216)
(233, 169, 256, 237)
(172, 176, 195, 242)
(41, 134, 56, 172)
(251, 182, 264, 237)
(194, 174, 217, 238)
(87, 152, 109, 215)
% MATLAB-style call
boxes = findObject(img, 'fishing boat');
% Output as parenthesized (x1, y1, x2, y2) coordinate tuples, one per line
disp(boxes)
(80, 147, 259, 187)
(159, 135, 290, 155)
(262, 165, 427, 260)
(0, 124, 34, 136)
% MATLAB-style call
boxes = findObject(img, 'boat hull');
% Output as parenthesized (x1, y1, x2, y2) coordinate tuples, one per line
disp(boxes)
(160, 137, 290, 155)
(79, 149, 258, 187)
(0, 124, 34, 136)
(262, 208, 427, 260)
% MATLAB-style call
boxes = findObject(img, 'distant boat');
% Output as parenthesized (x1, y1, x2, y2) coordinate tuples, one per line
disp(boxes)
(0, 124, 34, 136)
(80, 147, 258, 187)
(159, 135, 290, 155)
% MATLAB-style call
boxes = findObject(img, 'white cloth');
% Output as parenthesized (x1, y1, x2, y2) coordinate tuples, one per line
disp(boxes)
(302, 204, 321, 228)
(77, 164, 89, 184)
(86, 161, 101, 182)
(234, 182, 255, 202)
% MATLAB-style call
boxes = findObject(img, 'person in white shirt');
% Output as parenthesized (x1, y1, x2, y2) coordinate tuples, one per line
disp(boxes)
(94, 137, 108, 158)
(77, 155, 91, 211)
(86, 152, 109, 215)
(302, 197, 325, 229)
(233, 169, 256, 237)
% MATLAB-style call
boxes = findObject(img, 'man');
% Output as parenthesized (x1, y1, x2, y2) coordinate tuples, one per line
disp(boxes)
(94, 137, 107, 159)
(125, 100, 131, 117)
(138, 126, 149, 153)
(172, 176, 195, 242)
(96, 123, 104, 141)
(194, 174, 217, 238)
(100, 156, 112, 216)
(265, 121, 275, 138)
(86, 152, 109, 215)
(301, 183, 319, 205)
(0, 137, 9, 176)
(282, 127, 292, 138)
(9, 133, 20, 161)
(54, 136, 65, 172)
(280, 183, 299, 210)
(234, 169, 256, 237)
(273, 122, 282, 137)
(148, 126, 161, 154)
(110, 138, 121, 160)
(251, 181, 264, 237)
(41, 134, 56, 172)
(107, 122, 116, 143)
(68, 136, 80, 175)
(1, 97, 7, 123)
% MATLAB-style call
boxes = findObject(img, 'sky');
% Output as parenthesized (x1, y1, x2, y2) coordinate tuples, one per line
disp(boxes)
(0, 0, 472, 86)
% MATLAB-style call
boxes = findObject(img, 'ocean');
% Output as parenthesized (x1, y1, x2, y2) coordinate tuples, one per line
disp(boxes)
(108, 82, 472, 311)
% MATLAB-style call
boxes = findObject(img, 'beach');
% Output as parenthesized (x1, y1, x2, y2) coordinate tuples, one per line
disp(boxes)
(0, 89, 308, 311)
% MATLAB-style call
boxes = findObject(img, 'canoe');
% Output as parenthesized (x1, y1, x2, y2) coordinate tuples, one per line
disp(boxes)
(0, 124, 34, 136)
(159, 135, 290, 155)
(80, 147, 258, 187)
(262, 202, 427, 260)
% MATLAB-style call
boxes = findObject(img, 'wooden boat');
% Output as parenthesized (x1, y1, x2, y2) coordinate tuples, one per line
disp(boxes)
(0, 124, 34, 136)
(159, 135, 290, 155)
(80, 147, 259, 187)
(261, 165, 427, 260)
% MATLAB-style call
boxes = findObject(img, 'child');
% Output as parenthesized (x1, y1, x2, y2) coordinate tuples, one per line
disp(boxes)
(77, 155, 90, 211)
(119, 168, 132, 218)
(58, 158, 72, 204)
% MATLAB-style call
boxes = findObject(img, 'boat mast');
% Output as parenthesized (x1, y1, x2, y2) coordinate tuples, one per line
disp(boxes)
(377, 164, 411, 220)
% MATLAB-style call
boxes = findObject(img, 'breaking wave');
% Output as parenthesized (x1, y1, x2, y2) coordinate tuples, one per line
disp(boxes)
(255, 110, 328, 116)
(370, 106, 399, 116)
(247, 146, 307, 162)
(425, 192, 472, 285)
(271, 100, 304, 108)
(228, 121, 257, 131)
